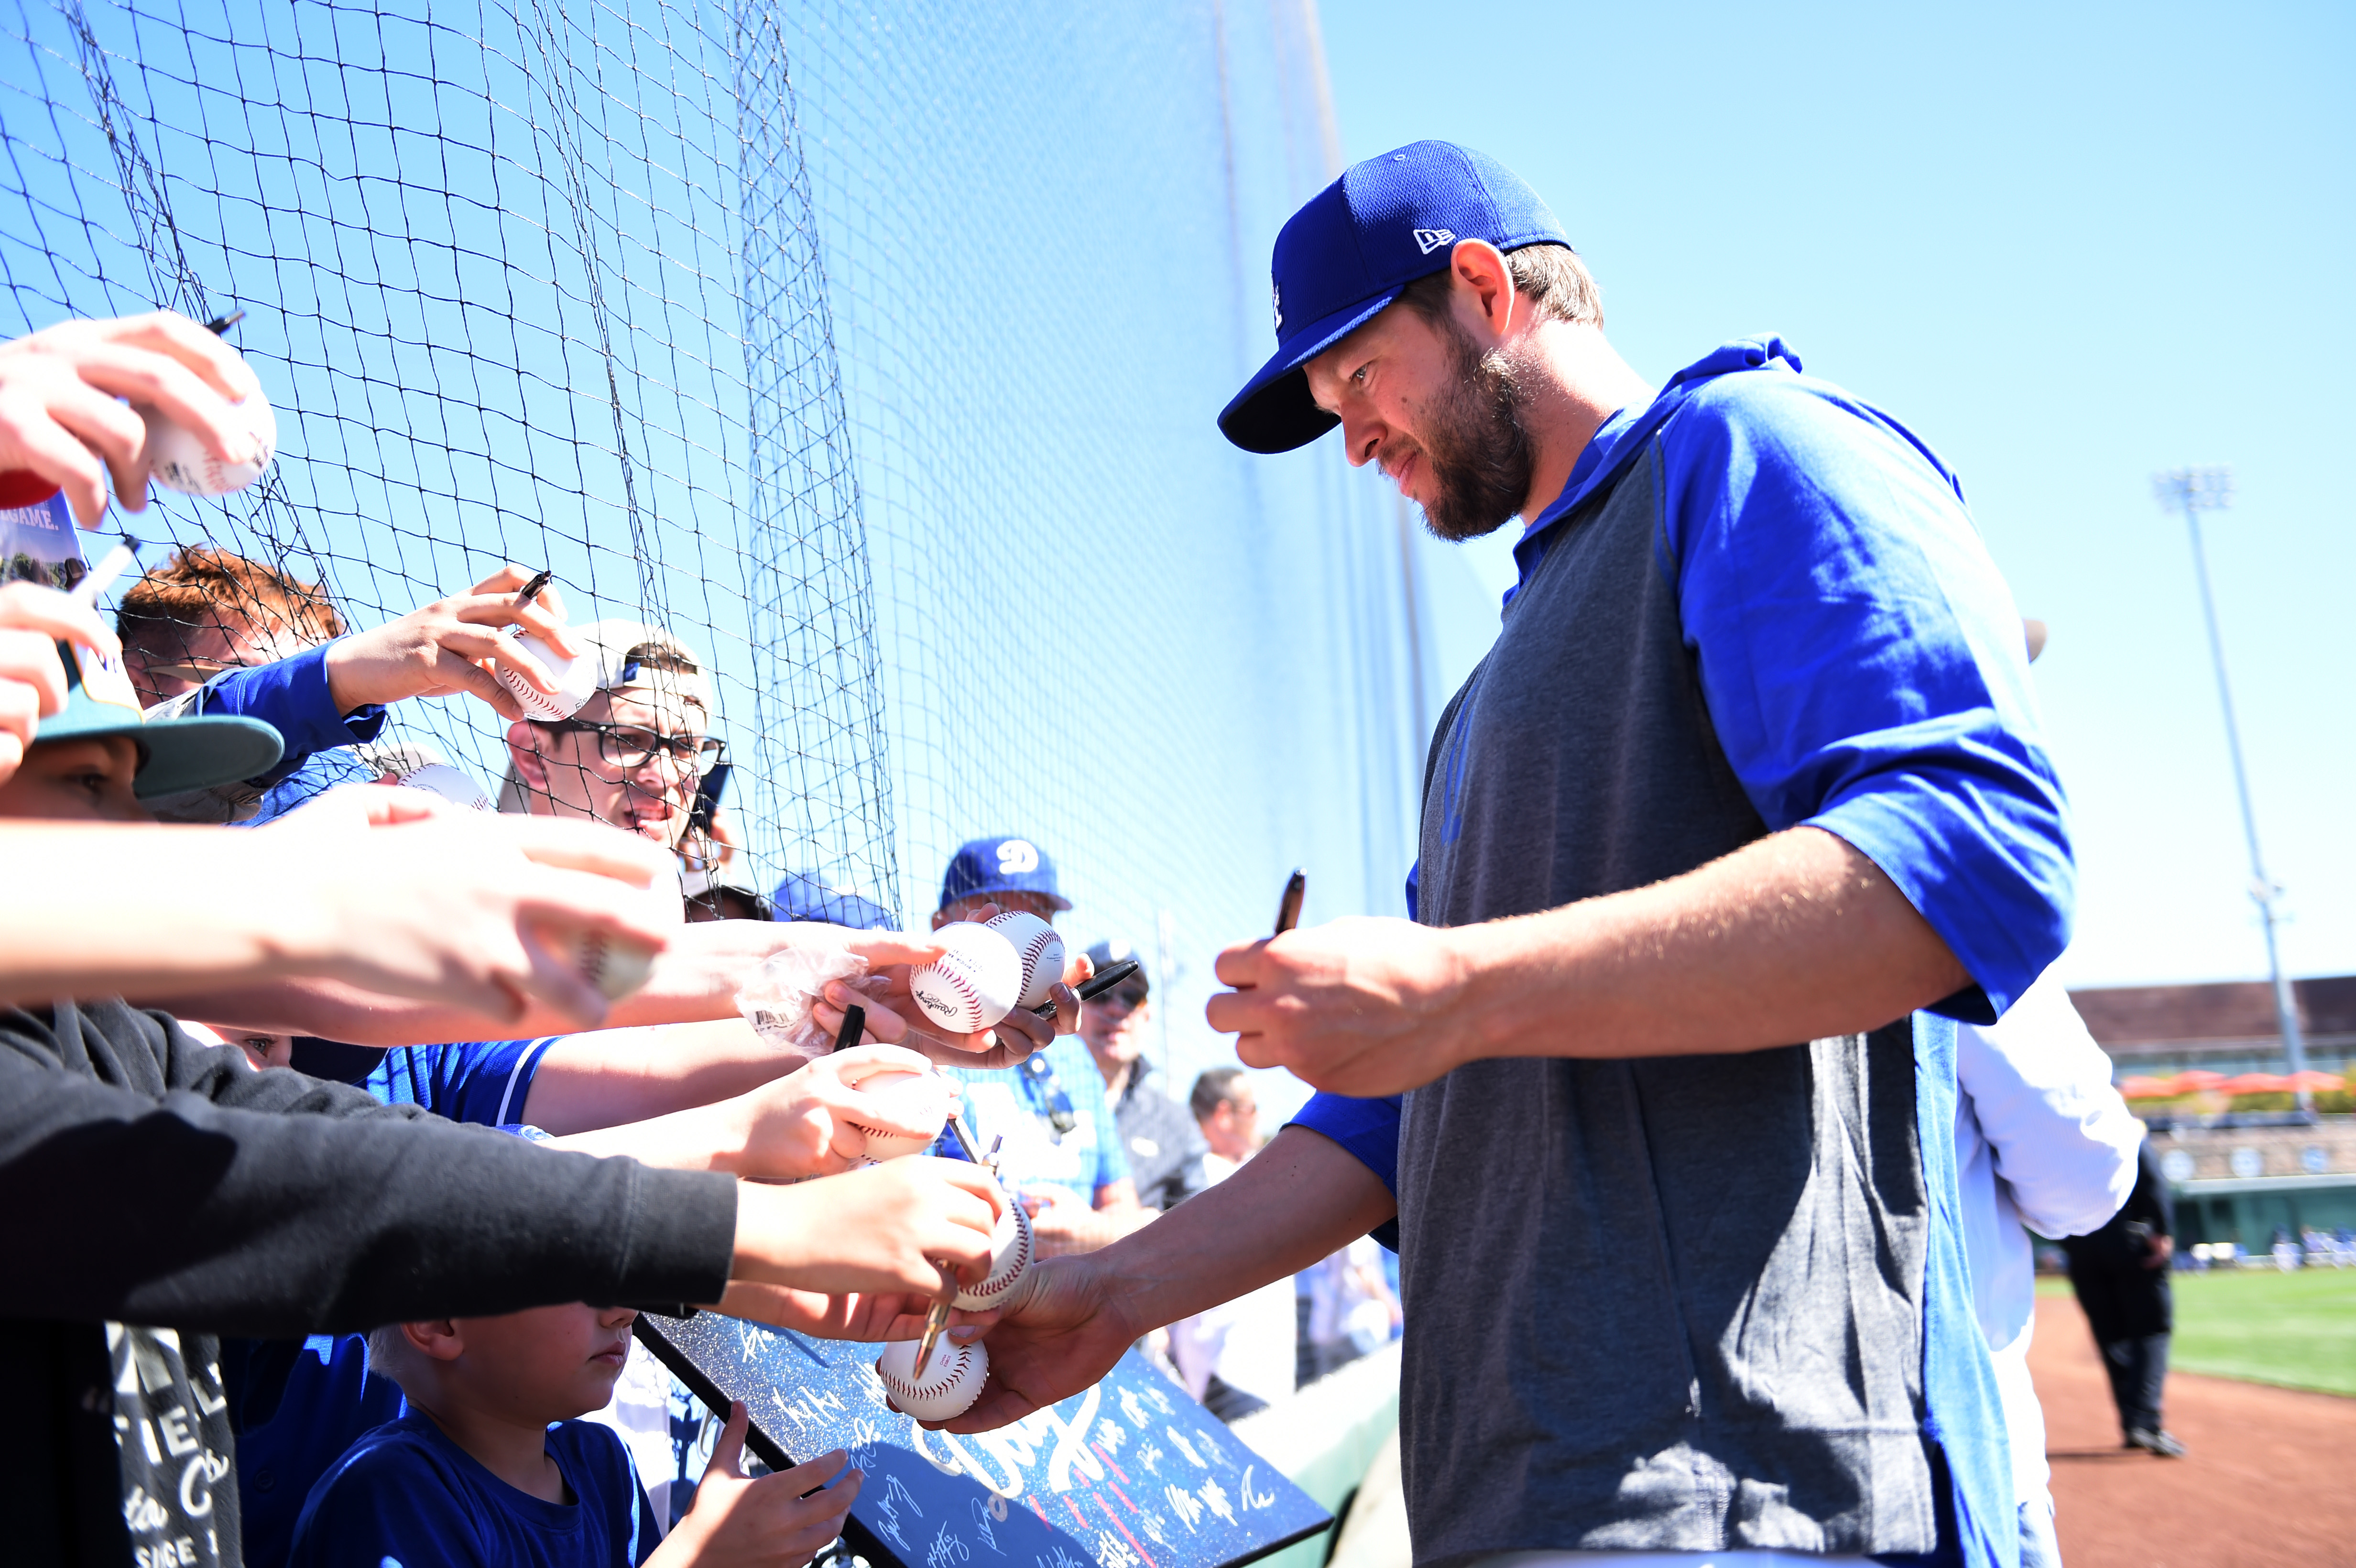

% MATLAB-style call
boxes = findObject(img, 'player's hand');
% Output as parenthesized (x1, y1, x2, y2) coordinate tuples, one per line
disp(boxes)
(731, 1156, 1003, 1296)
(938, 1254, 1136, 1433)
(647, 1402, 861, 1568)
(0, 310, 263, 524)
(262, 785, 677, 1027)
(0, 582, 117, 784)
(1206, 914, 1471, 1097)
(728, 1043, 948, 1179)
(849, 902, 1089, 1069)
(322, 562, 581, 716)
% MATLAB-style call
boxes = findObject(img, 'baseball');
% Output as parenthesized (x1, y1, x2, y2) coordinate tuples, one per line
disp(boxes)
(982, 910, 1064, 1009)
(495, 631, 599, 721)
(392, 761, 492, 812)
(876, 1334, 987, 1423)
(952, 1190, 1034, 1311)
(909, 922, 1022, 1034)
(844, 1067, 952, 1160)
(141, 389, 277, 496)
(570, 926, 660, 1001)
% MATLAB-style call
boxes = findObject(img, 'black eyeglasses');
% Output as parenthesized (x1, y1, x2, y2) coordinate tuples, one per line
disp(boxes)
(1092, 982, 1150, 1013)
(533, 719, 724, 775)
(1018, 1052, 1078, 1139)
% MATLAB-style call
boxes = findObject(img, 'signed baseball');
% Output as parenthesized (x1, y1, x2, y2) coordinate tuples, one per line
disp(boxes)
(982, 910, 1064, 1010)
(496, 632, 599, 721)
(141, 390, 277, 496)
(844, 1067, 952, 1160)
(876, 1334, 987, 1423)
(909, 922, 1022, 1034)
(952, 1191, 1034, 1311)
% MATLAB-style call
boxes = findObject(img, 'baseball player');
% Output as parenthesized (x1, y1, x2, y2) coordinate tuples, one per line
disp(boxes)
(952, 142, 2072, 1568)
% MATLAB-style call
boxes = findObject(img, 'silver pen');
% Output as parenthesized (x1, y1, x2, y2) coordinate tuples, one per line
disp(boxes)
(70, 536, 144, 606)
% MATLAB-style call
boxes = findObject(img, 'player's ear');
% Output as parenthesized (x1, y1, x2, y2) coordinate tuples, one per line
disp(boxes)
(402, 1319, 465, 1361)
(1447, 238, 1514, 337)
(506, 720, 551, 791)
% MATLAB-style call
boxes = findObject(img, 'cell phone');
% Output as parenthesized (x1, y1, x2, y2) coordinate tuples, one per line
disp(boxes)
(687, 760, 731, 836)
(1026, 956, 1142, 1019)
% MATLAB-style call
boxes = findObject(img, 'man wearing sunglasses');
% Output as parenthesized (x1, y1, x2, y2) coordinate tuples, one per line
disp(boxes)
(1078, 937, 1207, 1215)
(497, 620, 720, 852)
(932, 838, 1149, 1258)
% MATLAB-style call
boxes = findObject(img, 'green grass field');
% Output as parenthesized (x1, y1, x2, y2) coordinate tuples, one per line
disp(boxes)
(2042, 1267, 2356, 1396)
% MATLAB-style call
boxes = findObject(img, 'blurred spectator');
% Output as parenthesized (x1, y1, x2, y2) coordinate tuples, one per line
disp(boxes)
(931, 836, 1144, 1257)
(1169, 1067, 1295, 1421)
(119, 546, 378, 821)
(1300, 1234, 1401, 1385)
(2062, 1143, 2183, 1457)
(772, 871, 893, 931)
(683, 863, 772, 923)
(1080, 937, 1205, 1212)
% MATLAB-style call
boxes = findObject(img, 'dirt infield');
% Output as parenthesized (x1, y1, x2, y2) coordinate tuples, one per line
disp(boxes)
(2030, 1292, 2356, 1567)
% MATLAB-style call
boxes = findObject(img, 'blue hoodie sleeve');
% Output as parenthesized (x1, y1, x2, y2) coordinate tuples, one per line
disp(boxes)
(1656, 365, 2072, 1021)
(189, 642, 389, 785)
(1287, 1091, 1403, 1250)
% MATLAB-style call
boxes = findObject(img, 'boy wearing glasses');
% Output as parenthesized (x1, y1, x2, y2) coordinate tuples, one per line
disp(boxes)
(497, 621, 722, 852)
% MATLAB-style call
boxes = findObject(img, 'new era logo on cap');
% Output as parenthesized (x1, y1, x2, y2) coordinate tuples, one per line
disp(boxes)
(1217, 141, 1572, 455)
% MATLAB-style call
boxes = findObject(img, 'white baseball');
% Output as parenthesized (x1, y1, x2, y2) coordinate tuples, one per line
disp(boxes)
(570, 927, 660, 1001)
(982, 911, 1064, 1010)
(953, 1192, 1034, 1311)
(876, 1334, 987, 1422)
(845, 1068, 951, 1160)
(496, 632, 599, 721)
(909, 922, 1022, 1034)
(392, 762, 492, 811)
(141, 390, 277, 496)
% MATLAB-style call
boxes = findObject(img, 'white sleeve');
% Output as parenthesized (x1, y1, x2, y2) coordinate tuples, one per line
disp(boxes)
(1956, 969, 2144, 1239)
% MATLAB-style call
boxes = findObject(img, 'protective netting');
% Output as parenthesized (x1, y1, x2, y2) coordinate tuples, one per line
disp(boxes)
(0, 0, 1429, 1095)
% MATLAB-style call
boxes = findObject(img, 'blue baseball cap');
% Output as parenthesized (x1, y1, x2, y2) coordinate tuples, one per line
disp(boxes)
(771, 871, 897, 930)
(1218, 141, 1572, 455)
(939, 835, 1069, 914)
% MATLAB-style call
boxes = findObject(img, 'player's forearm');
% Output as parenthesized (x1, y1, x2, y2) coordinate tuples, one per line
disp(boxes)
(1090, 1126, 1395, 1335)
(544, 1095, 753, 1172)
(1452, 825, 1970, 1064)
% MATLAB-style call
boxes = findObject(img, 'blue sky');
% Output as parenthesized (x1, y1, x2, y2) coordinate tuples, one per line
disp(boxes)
(1321, 0, 2356, 991)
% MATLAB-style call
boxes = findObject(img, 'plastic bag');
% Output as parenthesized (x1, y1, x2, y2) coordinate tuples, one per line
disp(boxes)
(736, 942, 874, 1051)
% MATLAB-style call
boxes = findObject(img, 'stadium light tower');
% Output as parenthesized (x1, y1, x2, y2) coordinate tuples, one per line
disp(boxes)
(2154, 466, 2310, 1111)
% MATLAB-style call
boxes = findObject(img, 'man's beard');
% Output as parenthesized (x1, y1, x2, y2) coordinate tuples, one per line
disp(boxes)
(1412, 314, 1535, 542)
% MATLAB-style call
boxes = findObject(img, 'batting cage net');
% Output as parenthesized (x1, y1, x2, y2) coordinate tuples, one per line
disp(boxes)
(0, 0, 1431, 1095)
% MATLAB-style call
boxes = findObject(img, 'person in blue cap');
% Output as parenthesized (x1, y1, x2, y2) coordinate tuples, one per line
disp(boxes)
(952, 142, 2072, 1568)
(931, 837, 1147, 1259)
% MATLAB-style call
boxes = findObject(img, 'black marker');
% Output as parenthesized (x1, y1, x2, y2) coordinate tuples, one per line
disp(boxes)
(1026, 956, 1142, 1020)
(829, 1002, 864, 1054)
(202, 309, 246, 337)
(514, 568, 555, 610)
(1274, 867, 1306, 936)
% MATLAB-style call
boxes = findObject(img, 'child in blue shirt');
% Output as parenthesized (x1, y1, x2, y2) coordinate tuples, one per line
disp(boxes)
(289, 1301, 860, 1567)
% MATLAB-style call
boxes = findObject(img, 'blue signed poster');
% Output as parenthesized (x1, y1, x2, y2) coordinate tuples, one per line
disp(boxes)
(635, 1311, 1331, 1568)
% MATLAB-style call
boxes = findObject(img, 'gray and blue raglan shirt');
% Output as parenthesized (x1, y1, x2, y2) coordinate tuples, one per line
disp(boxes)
(1293, 337, 2070, 1568)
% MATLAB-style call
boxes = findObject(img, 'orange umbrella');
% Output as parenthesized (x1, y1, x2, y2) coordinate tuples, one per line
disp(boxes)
(2219, 1072, 2291, 1095)
(2117, 1075, 2179, 1099)
(2172, 1070, 2228, 1092)
(2284, 1070, 2345, 1092)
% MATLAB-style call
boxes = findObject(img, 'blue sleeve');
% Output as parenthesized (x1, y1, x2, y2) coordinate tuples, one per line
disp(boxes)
(1658, 371, 2072, 1021)
(241, 746, 383, 826)
(194, 642, 389, 784)
(285, 1439, 491, 1568)
(360, 1038, 562, 1127)
(1288, 1091, 1403, 1251)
